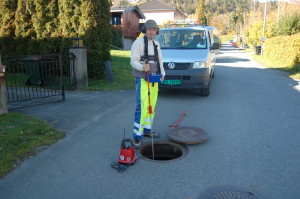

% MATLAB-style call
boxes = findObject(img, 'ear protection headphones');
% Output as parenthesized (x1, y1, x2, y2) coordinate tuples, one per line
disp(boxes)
(141, 25, 160, 34)
(141, 20, 160, 34)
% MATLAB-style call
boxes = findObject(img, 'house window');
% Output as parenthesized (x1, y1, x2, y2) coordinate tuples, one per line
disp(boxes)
(111, 15, 121, 25)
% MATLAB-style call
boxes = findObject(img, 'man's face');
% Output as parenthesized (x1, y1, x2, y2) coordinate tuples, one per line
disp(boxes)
(146, 27, 157, 40)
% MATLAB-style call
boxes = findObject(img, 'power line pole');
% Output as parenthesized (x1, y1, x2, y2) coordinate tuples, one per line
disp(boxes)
(261, 0, 268, 55)
(277, 0, 281, 24)
(262, 0, 268, 39)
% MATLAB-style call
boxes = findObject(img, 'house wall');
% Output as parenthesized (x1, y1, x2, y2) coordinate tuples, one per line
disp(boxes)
(141, 11, 175, 25)
(123, 11, 141, 38)
(123, 36, 134, 50)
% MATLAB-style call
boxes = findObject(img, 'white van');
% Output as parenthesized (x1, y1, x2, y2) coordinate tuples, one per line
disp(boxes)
(155, 25, 219, 96)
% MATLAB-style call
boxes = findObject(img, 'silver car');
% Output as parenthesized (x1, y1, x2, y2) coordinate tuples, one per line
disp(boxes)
(155, 26, 219, 96)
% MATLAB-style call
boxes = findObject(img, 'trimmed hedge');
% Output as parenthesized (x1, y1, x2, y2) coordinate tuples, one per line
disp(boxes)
(0, 0, 112, 79)
(219, 35, 234, 43)
(264, 33, 300, 68)
(112, 28, 123, 49)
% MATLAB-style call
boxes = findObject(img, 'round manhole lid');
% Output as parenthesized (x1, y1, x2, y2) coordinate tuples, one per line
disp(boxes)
(199, 186, 266, 199)
(168, 126, 208, 144)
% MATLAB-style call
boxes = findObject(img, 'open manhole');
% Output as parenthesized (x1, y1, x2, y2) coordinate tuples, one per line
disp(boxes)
(199, 186, 266, 199)
(138, 141, 188, 163)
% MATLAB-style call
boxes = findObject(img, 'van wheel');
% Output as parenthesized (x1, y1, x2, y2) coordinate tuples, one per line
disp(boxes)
(200, 81, 210, 96)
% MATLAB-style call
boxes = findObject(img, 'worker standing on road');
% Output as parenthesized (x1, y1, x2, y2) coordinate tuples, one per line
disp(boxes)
(130, 19, 165, 148)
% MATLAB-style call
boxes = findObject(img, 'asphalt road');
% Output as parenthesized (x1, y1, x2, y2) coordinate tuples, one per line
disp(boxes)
(1, 44, 300, 199)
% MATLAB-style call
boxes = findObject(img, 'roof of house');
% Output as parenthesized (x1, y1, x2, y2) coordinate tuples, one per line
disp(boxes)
(111, 5, 145, 19)
(137, 0, 176, 11)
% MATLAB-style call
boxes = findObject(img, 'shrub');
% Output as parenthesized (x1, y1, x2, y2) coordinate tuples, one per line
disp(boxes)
(0, 0, 112, 79)
(219, 35, 234, 43)
(264, 33, 300, 67)
(112, 28, 123, 49)
(246, 20, 275, 48)
(272, 13, 300, 36)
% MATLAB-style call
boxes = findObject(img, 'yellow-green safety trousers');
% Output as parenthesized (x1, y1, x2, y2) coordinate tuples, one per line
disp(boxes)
(133, 77, 158, 140)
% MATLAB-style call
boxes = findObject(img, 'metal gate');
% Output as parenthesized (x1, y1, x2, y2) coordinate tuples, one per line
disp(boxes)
(3, 53, 74, 110)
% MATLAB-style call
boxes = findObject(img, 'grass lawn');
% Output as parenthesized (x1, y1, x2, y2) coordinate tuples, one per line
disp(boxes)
(251, 54, 300, 80)
(85, 49, 135, 91)
(0, 113, 64, 177)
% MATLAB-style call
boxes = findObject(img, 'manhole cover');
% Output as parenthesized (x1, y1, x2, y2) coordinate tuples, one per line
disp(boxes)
(168, 126, 208, 144)
(199, 186, 266, 199)
(138, 141, 188, 163)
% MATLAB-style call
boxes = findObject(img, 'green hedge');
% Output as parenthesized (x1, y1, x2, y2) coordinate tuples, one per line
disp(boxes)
(264, 33, 300, 68)
(219, 35, 234, 43)
(112, 28, 123, 49)
(0, 0, 112, 79)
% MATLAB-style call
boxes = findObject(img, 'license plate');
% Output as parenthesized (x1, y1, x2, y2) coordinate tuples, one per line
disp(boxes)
(161, 80, 181, 85)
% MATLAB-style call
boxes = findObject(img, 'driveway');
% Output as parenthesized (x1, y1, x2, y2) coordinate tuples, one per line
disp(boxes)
(1, 44, 300, 199)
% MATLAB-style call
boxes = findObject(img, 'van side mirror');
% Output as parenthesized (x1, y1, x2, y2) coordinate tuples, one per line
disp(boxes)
(210, 43, 220, 50)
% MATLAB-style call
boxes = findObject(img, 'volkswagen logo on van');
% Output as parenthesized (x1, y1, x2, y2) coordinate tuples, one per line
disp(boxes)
(168, 62, 176, 69)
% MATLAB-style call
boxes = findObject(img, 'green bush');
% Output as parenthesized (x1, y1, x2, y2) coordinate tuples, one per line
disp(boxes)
(272, 13, 300, 36)
(0, 0, 112, 79)
(264, 33, 300, 68)
(219, 35, 234, 43)
(246, 20, 275, 48)
(112, 28, 123, 49)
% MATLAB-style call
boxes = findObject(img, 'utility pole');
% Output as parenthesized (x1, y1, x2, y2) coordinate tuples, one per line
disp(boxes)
(262, 0, 267, 39)
(277, 0, 280, 24)
(240, 12, 246, 48)
(261, 0, 268, 55)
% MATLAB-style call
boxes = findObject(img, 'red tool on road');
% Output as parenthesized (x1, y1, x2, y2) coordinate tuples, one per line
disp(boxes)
(111, 129, 137, 173)
(169, 112, 186, 127)
(118, 139, 136, 165)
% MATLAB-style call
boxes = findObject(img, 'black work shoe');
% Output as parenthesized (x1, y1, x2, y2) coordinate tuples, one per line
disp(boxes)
(143, 132, 160, 138)
(133, 139, 142, 149)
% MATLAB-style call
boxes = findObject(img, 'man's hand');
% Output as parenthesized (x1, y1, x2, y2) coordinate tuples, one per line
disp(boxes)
(144, 59, 150, 72)
(160, 75, 165, 82)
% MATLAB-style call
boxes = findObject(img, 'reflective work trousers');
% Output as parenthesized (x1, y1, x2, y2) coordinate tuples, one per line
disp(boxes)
(133, 77, 158, 140)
